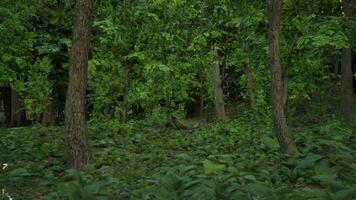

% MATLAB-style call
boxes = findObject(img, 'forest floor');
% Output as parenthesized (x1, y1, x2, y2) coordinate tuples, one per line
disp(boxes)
(0, 118, 355, 199)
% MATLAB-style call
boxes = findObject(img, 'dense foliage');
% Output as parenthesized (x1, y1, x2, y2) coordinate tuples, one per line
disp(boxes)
(0, 119, 355, 199)
(0, 0, 355, 199)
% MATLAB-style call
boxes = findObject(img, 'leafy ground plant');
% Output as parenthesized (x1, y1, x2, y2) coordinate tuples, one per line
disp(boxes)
(0, 119, 355, 199)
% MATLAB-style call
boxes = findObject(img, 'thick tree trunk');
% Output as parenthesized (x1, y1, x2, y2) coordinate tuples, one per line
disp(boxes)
(267, 0, 297, 154)
(121, 64, 130, 124)
(244, 41, 260, 122)
(340, 0, 353, 123)
(212, 45, 226, 121)
(64, 0, 93, 169)
(282, 67, 288, 112)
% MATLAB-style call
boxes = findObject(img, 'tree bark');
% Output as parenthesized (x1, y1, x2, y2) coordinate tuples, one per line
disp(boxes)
(267, 0, 297, 154)
(212, 45, 226, 121)
(244, 41, 260, 122)
(282, 67, 288, 112)
(64, 0, 93, 169)
(42, 97, 56, 126)
(340, 0, 353, 123)
(3, 87, 11, 127)
(10, 89, 26, 127)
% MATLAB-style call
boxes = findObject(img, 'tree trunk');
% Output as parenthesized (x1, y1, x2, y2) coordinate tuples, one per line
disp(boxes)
(198, 69, 205, 117)
(165, 88, 172, 126)
(267, 0, 297, 154)
(340, 0, 353, 123)
(64, 0, 93, 169)
(244, 41, 260, 122)
(42, 97, 56, 126)
(121, 64, 130, 124)
(10, 89, 26, 127)
(3, 87, 11, 127)
(334, 57, 339, 78)
(282, 67, 288, 112)
(212, 45, 226, 121)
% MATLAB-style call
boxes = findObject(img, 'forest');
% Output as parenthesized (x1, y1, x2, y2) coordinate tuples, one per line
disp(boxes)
(0, 0, 355, 199)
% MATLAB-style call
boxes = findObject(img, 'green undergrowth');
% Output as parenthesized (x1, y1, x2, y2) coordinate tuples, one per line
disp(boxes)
(0, 119, 355, 200)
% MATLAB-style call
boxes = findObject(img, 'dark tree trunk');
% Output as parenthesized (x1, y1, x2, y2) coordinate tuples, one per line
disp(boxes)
(267, 0, 297, 154)
(244, 41, 260, 122)
(3, 87, 11, 127)
(334, 56, 340, 78)
(198, 69, 205, 117)
(340, 0, 353, 123)
(282, 66, 288, 112)
(42, 97, 56, 126)
(64, 0, 93, 169)
(212, 45, 226, 121)
(10, 89, 26, 127)
(165, 88, 172, 126)
(121, 64, 130, 124)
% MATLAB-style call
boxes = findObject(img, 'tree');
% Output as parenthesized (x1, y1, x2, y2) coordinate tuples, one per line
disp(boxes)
(267, 0, 297, 154)
(212, 45, 226, 121)
(340, 0, 353, 123)
(64, 0, 93, 169)
(244, 40, 260, 122)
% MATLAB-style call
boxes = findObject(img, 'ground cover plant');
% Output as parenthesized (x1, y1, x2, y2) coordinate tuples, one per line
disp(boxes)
(1, 118, 356, 199)
(0, 0, 355, 199)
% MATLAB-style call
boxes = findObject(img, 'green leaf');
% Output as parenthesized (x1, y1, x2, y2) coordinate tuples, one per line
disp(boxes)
(7, 167, 30, 177)
(244, 182, 276, 198)
(203, 159, 226, 174)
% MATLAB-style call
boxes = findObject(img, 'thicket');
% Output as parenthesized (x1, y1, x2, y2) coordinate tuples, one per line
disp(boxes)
(0, 0, 355, 199)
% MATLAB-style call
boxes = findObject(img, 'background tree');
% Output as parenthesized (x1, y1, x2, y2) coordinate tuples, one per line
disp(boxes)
(340, 0, 353, 123)
(267, 0, 297, 154)
(64, 0, 94, 169)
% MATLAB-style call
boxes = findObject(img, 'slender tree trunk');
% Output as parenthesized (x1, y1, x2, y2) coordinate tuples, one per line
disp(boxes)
(121, 64, 130, 124)
(3, 87, 11, 127)
(244, 41, 260, 122)
(42, 97, 56, 126)
(198, 69, 205, 117)
(10, 89, 26, 127)
(165, 88, 173, 126)
(267, 0, 297, 154)
(212, 45, 226, 121)
(340, 0, 353, 123)
(64, 0, 93, 169)
(334, 57, 340, 78)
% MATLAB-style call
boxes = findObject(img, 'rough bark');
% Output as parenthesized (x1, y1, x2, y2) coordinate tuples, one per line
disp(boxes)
(64, 0, 93, 169)
(267, 0, 297, 154)
(340, 0, 353, 123)
(282, 67, 288, 112)
(121, 64, 130, 124)
(212, 45, 226, 121)
(244, 41, 260, 122)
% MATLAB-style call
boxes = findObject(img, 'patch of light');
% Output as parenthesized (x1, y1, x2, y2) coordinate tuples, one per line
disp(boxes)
(1, 163, 13, 200)
(2, 163, 7, 170)
(2, 189, 13, 200)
